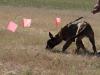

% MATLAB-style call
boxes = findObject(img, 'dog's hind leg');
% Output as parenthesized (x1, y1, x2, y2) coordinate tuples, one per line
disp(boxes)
(88, 34, 97, 54)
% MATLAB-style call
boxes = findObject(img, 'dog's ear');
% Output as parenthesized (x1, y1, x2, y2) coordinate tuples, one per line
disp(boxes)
(49, 32, 54, 39)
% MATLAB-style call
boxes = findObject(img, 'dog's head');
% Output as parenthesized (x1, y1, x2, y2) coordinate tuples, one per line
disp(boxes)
(46, 32, 60, 49)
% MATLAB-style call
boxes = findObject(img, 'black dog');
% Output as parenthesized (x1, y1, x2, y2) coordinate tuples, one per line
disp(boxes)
(46, 17, 97, 54)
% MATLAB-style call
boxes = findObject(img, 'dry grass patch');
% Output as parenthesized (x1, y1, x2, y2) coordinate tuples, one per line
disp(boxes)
(0, 6, 100, 75)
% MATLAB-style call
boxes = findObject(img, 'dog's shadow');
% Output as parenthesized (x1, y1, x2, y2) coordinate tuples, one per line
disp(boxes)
(49, 49, 62, 53)
(85, 50, 100, 57)
(48, 49, 100, 57)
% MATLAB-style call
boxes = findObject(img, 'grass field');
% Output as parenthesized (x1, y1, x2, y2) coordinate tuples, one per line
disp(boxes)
(0, 0, 94, 10)
(0, 0, 100, 75)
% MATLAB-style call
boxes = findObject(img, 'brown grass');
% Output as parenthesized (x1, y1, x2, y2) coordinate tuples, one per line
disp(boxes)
(0, 6, 100, 75)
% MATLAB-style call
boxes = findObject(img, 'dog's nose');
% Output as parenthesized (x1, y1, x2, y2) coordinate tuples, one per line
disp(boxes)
(46, 45, 49, 49)
(46, 45, 51, 50)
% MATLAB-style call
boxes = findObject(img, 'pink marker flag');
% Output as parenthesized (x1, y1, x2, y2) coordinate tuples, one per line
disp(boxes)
(55, 17, 61, 27)
(22, 18, 32, 27)
(7, 21, 18, 32)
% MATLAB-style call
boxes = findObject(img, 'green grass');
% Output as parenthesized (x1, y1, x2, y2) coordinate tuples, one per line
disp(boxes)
(0, 0, 94, 10)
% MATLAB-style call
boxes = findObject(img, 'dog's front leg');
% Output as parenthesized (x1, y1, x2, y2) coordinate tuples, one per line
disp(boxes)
(62, 40, 72, 53)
